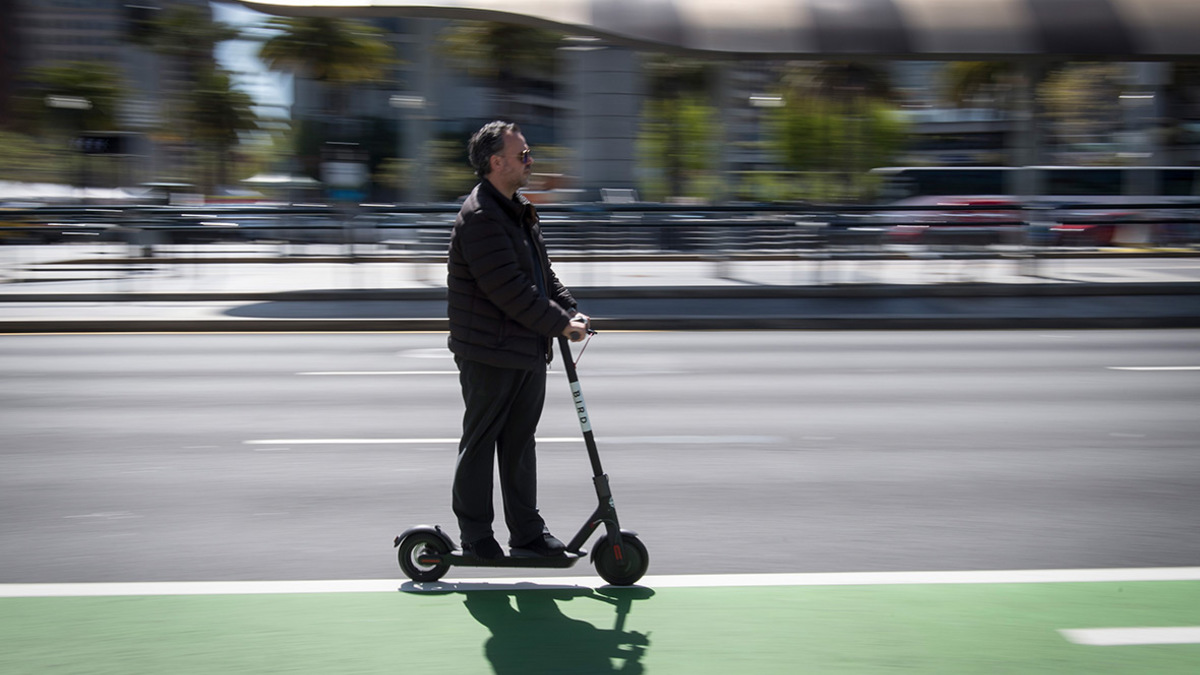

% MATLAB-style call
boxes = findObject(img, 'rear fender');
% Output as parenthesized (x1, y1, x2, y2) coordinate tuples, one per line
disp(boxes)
(394, 524, 456, 551)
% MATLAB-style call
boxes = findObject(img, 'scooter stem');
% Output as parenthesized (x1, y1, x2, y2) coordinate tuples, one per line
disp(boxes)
(559, 336, 605, 478)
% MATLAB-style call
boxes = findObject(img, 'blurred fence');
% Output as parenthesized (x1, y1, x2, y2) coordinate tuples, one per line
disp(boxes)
(2, 201, 1199, 261)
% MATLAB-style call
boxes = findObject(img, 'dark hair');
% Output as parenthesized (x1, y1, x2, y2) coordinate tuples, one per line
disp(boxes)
(468, 121, 520, 179)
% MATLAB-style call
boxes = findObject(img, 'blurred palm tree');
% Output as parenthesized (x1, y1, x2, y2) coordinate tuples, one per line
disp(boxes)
(258, 16, 395, 186)
(143, 3, 239, 82)
(186, 68, 259, 193)
(17, 62, 123, 135)
(259, 16, 394, 120)
(438, 20, 562, 119)
(128, 3, 243, 190)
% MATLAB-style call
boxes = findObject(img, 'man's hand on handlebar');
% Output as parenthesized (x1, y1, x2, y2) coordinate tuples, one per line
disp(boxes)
(562, 309, 592, 342)
(563, 317, 590, 342)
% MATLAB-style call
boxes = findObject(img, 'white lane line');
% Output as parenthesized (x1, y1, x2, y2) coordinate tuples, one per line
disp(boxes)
(1060, 627, 1200, 646)
(244, 436, 783, 447)
(629, 567, 1200, 588)
(298, 371, 457, 376)
(1108, 366, 1200, 371)
(296, 370, 682, 377)
(397, 349, 453, 359)
(0, 580, 403, 598)
(246, 437, 580, 446)
(604, 435, 781, 445)
(4, 567, 1200, 598)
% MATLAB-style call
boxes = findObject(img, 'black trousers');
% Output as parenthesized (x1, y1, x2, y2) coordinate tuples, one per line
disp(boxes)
(453, 356, 549, 547)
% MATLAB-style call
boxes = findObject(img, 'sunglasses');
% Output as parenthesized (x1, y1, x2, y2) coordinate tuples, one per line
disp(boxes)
(517, 149, 532, 165)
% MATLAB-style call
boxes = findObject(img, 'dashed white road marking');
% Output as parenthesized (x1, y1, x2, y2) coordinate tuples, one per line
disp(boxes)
(246, 437, 580, 446)
(602, 435, 782, 445)
(1060, 627, 1200, 646)
(3, 567, 1199, 598)
(62, 511, 140, 521)
(297, 371, 457, 376)
(244, 436, 783, 447)
(396, 348, 453, 359)
(296, 369, 682, 377)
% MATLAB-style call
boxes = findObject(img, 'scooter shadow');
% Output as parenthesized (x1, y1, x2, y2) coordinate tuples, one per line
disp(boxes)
(406, 583, 654, 674)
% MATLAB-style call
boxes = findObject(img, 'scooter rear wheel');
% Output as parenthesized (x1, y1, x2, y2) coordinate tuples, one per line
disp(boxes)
(397, 531, 451, 583)
(593, 534, 649, 586)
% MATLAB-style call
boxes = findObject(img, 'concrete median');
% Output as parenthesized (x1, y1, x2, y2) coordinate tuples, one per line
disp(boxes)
(2, 282, 1198, 333)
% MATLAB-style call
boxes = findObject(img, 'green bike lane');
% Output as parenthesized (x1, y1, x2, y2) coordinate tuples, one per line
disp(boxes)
(3, 570, 1199, 674)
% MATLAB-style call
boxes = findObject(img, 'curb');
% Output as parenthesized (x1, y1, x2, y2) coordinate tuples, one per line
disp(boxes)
(2, 283, 1198, 334)
(3, 281, 1199, 303)
(5, 313, 1200, 334)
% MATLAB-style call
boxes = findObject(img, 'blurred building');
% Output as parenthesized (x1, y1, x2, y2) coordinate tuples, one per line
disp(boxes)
(283, 17, 644, 201)
(0, 0, 18, 129)
(7, 2, 1198, 200)
(889, 62, 1013, 167)
(16, 0, 125, 66)
(6, 0, 212, 184)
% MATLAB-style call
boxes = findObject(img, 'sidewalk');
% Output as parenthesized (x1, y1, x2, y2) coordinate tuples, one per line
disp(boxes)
(2, 244, 1199, 332)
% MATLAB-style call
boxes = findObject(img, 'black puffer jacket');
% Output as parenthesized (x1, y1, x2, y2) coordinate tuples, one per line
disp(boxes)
(447, 180, 576, 370)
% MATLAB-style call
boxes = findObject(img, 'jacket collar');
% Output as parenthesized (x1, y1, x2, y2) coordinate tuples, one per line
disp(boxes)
(480, 179, 536, 226)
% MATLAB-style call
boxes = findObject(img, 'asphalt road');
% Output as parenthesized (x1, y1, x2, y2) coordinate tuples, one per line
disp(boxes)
(2, 330, 1198, 584)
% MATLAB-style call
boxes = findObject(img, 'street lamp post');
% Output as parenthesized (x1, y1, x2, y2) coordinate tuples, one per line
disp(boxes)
(389, 93, 428, 203)
(388, 19, 436, 204)
(45, 95, 93, 190)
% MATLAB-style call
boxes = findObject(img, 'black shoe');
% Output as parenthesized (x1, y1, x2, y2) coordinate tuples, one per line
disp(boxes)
(512, 532, 566, 557)
(463, 536, 504, 560)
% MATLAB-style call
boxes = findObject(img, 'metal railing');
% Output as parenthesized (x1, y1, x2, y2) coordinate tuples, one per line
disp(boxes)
(3, 201, 1198, 259)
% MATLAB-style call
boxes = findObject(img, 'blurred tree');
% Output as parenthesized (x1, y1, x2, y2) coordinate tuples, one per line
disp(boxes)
(127, 3, 244, 192)
(638, 96, 719, 202)
(0, 130, 71, 183)
(810, 61, 895, 104)
(438, 20, 562, 119)
(766, 97, 905, 201)
(943, 61, 1019, 108)
(259, 16, 394, 187)
(376, 137, 478, 201)
(428, 137, 476, 200)
(259, 16, 394, 119)
(15, 62, 123, 135)
(186, 68, 259, 193)
(639, 54, 720, 201)
(942, 61, 1081, 171)
(1037, 63, 1125, 164)
(141, 3, 238, 81)
(768, 62, 905, 202)
(11, 62, 125, 186)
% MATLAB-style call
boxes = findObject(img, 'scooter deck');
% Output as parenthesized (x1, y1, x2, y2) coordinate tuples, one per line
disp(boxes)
(425, 550, 583, 569)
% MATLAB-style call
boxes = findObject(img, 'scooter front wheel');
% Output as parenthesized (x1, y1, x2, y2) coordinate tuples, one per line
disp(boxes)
(593, 533, 649, 586)
(397, 531, 451, 583)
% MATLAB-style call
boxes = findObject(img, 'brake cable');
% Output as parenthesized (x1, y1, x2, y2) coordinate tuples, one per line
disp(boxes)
(575, 328, 597, 367)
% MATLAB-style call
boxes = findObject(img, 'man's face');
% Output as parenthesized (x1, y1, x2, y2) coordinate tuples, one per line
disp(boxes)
(493, 131, 533, 193)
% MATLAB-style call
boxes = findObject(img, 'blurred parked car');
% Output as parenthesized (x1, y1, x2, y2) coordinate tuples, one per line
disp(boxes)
(883, 197, 1025, 247)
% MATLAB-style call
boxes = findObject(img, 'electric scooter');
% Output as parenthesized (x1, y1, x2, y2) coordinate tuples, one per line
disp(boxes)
(394, 332, 649, 586)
